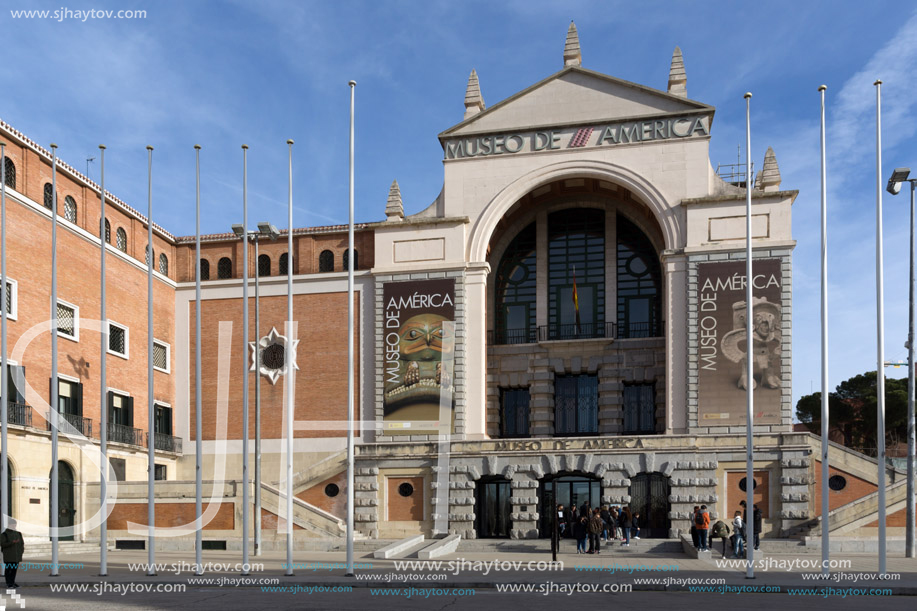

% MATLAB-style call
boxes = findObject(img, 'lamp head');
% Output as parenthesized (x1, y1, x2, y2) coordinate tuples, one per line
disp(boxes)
(257, 222, 280, 240)
(231, 224, 246, 237)
(887, 167, 910, 195)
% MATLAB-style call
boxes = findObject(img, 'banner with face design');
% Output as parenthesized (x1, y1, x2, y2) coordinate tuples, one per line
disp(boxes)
(382, 278, 456, 434)
(695, 259, 783, 425)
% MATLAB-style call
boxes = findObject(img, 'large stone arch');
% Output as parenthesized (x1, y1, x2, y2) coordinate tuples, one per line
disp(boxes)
(468, 159, 678, 263)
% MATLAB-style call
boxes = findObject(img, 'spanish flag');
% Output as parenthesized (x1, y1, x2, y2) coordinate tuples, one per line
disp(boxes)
(572, 264, 581, 334)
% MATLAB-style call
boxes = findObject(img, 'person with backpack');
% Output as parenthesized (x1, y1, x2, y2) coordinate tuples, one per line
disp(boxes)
(573, 515, 588, 554)
(732, 510, 745, 558)
(690, 505, 700, 548)
(696, 505, 710, 551)
(587, 508, 604, 554)
(711, 517, 731, 558)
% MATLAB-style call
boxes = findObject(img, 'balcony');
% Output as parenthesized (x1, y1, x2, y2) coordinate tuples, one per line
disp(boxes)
(6, 402, 32, 427)
(108, 422, 143, 446)
(617, 320, 665, 339)
(489, 321, 665, 345)
(47, 412, 92, 437)
(148, 432, 182, 454)
(538, 321, 616, 342)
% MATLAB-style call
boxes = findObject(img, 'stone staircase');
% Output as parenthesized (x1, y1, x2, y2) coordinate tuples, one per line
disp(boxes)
(259, 482, 364, 540)
(290, 450, 347, 495)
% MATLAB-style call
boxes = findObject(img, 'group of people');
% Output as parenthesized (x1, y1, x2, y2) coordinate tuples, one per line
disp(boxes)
(690, 502, 762, 558)
(557, 502, 640, 555)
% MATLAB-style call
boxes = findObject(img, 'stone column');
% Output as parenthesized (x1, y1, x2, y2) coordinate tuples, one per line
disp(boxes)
(464, 265, 489, 439)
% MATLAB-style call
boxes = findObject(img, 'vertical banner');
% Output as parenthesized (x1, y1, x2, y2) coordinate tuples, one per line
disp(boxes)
(383, 278, 456, 434)
(696, 259, 782, 425)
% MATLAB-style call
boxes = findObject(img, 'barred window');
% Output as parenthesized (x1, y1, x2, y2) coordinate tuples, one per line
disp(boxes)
(199, 259, 210, 280)
(622, 383, 656, 434)
(217, 257, 232, 279)
(145, 245, 154, 267)
(108, 322, 127, 357)
(43, 183, 54, 209)
(319, 250, 334, 272)
(158, 253, 168, 275)
(64, 196, 77, 223)
(258, 254, 271, 277)
(279, 252, 289, 275)
(554, 374, 598, 435)
(500, 388, 530, 438)
(342, 249, 358, 271)
(104, 219, 111, 243)
(153, 341, 169, 372)
(56, 301, 77, 339)
(3, 157, 15, 189)
(2, 279, 16, 319)
(116, 228, 127, 252)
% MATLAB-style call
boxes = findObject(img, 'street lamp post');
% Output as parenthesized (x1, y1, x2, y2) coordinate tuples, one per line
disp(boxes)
(232, 221, 279, 557)
(887, 167, 916, 558)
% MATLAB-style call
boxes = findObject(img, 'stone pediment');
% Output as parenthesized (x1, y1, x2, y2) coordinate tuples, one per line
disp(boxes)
(440, 66, 713, 140)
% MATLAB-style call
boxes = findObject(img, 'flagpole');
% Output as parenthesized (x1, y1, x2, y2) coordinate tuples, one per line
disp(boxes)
(743, 94, 755, 580)
(194, 144, 203, 575)
(98, 144, 108, 576)
(874, 79, 887, 577)
(346, 79, 356, 577)
(241, 144, 251, 575)
(50, 143, 60, 577)
(145, 146, 157, 575)
(818, 85, 830, 577)
(1, 142, 8, 537)
(285, 139, 294, 577)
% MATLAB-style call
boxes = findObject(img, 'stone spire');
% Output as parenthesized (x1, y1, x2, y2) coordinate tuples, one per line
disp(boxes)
(758, 147, 782, 191)
(667, 46, 687, 98)
(563, 21, 582, 67)
(385, 180, 404, 221)
(463, 69, 485, 119)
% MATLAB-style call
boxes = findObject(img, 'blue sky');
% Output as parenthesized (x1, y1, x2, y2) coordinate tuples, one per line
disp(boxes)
(2, 0, 916, 409)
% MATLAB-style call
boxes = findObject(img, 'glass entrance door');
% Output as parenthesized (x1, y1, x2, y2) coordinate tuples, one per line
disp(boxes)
(476, 479, 512, 538)
(540, 475, 601, 537)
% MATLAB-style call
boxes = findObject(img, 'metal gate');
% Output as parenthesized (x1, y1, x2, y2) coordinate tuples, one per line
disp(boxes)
(628, 472, 671, 538)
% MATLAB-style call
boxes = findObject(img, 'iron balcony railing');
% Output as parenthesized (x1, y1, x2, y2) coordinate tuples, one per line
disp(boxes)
(7, 402, 31, 427)
(108, 422, 143, 446)
(538, 321, 616, 341)
(148, 432, 182, 454)
(47, 412, 92, 437)
(489, 321, 666, 345)
(618, 320, 666, 339)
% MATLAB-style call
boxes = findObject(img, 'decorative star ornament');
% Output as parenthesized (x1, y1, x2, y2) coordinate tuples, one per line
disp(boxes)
(249, 326, 300, 385)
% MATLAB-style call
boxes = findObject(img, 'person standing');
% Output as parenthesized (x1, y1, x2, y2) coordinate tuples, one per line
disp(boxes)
(711, 517, 731, 558)
(587, 508, 603, 554)
(753, 504, 762, 551)
(1, 519, 24, 589)
(600, 505, 612, 542)
(573, 515, 588, 554)
(696, 505, 710, 552)
(732, 511, 745, 558)
(632, 511, 641, 540)
(690, 505, 700, 548)
(620, 507, 633, 547)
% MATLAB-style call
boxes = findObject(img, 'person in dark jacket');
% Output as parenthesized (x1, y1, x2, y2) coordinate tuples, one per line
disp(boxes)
(600, 506, 612, 541)
(711, 518, 731, 558)
(587, 508, 603, 554)
(580, 500, 590, 519)
(1, 519, 24, 589)
(620, 507, 633, 546)
(752, 505, 763, 550)
(690, 505, 700, 548)
(573, 516, 588, 553)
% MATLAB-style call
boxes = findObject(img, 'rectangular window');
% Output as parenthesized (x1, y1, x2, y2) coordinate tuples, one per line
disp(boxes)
(154, 404, 172, 436)
(500, 388, 530, 438)
(623, 383, 656, 434)
(554, 374, 598, 435)
(57, 379, 82, 416)
(1, 278, 16, 320)
(110, 458, 126, 482)
(3, 365, 26, 404)
(56, 300, 79, 340)
(153, 340, 170, 373)
(107, 321, 128, 358)
(154, 464, 167, 481)
(108, 392, 133, 426)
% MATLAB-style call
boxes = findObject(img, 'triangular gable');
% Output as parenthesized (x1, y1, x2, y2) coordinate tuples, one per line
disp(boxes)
(440, 66, 713, 140)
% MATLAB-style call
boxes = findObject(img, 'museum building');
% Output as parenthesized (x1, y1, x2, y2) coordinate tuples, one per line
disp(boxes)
(0, 24, 907, 548)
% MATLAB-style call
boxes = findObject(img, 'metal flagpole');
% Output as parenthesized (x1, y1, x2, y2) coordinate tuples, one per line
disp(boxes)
(50, 143, 60, 577)
(874, 79, 887, 576)
(285, 139, 294, 576)
(194, 145, 203, 575)
(818, 85, 831, 577)
(346, 79, 356, 577)
(743, 94, 755, 580)
(241, 144, 251, 574)
(254, 235, 262, 557)
(908, 177, 916, 559)
(1, 143, 8, 537)
(98, 145, 108, 576)
(146, 146, 156, 574)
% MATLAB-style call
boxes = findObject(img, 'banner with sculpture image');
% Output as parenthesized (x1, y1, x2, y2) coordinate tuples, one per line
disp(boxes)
(382, 278, 456, 435)
(696, 259, 783, 425)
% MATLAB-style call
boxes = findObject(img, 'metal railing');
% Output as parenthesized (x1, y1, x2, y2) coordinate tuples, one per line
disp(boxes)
(489, 320, 665, 345)
(538, 321, 616, 341)
(7, 402, 31, 427)
(47, 411, 92, 437)
(618, 320, 665, 339)
(108, 422, 143, 446)
(148, 431, 182, 454)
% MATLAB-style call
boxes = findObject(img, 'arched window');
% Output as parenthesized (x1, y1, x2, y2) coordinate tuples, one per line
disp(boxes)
(217, 257, 232, 279)
(43, 183, 54, 209)
(116, 228, 127, 252)
(199, 259, 210, 281)
(279, 252, 289, 275)
(145, 245, 154, 266)
(343, 249, 358, 271)
(104, 219, 111, 243)
(63, 196, 77, 223)
(319, 250, 334, 273)
(494, 223, 537, 344)
(258, 254, 271, 277)
(616, 215, 662, 338)
(3, 158, 15, 190)
(158, 253, 168, 276)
